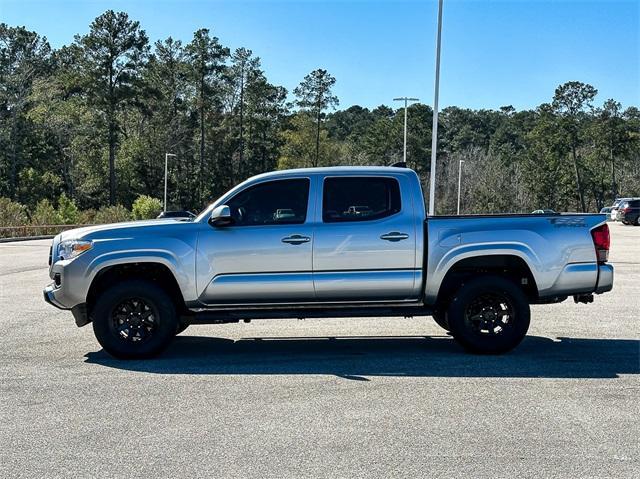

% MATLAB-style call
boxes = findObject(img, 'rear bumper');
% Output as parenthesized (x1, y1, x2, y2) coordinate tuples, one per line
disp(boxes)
(542, 262, 613, 299)
(595, 263, 614, 294)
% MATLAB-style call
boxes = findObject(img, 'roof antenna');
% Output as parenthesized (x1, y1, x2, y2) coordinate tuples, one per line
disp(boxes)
(390, 161, 407, 168)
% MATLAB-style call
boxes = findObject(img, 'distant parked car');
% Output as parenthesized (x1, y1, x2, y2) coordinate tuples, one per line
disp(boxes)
(532, 209, 556, 214)
(157, 210, 196, 220)
(599, 207, 613, 220)
(617, 199, 640, 226)
(273, 208, 296, 222)
(610, 198, 630, 221)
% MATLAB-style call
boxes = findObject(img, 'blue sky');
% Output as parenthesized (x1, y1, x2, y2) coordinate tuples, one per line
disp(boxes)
(2, 0, 638, 110)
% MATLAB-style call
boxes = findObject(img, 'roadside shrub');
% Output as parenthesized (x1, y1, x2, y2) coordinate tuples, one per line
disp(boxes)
(31, 199, 60, 225)
(56, 193, 80, 224)
(94, 205, 131, 224)
(132, 195, 163, 220)
(78, 209, 97, 224)
(0, 197, 28, 226)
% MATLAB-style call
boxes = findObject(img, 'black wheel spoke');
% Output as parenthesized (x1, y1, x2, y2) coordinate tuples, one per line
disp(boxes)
(464, 292, 515, 336)
(111, 297, 157, 344)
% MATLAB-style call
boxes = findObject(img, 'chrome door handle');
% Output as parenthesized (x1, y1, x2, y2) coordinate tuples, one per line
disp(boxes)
(380, 232, 409, 242)
(281, 234, 311, 245)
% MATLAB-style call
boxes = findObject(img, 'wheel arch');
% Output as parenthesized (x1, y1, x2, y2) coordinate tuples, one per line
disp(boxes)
(87, 262, 187, 317)
(433, 254, 539, 308)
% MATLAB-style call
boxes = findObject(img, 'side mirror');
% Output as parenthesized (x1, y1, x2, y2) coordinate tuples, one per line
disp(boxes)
(208, 205, 234, 227)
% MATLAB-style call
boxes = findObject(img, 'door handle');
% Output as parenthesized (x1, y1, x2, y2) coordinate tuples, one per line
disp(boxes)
(380, 232, 409, 242)
(281, 234, 311, 245)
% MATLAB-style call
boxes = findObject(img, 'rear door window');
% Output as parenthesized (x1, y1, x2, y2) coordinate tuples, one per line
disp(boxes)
(322, 177, 401, 223)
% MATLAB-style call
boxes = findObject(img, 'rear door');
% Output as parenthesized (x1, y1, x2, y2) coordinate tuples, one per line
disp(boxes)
(312, 174, 420, 301)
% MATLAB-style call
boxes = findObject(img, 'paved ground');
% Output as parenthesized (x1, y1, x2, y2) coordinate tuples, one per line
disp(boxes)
(0, 222, 638, 478)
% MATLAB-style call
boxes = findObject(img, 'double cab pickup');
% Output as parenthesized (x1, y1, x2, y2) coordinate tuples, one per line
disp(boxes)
(44, 166, 613, 358)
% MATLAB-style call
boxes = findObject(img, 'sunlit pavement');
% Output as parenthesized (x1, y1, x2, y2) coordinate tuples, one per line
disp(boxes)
(1, 222, 638, 478)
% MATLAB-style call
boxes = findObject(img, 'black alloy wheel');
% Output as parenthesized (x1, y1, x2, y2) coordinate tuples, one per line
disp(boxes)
(447, 275, 530, 354)
(110, 298, 158, 344)
(92, 280, 178, 359)
(464, 293, 515, 336)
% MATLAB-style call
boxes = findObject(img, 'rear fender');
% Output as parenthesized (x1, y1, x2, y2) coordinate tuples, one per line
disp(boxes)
(425, 243, 542, 305)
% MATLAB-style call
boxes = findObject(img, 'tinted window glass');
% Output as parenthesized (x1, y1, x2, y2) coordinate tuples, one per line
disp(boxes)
(227, 178, 309, 226)
(630, 200, 640, 207)
(323, 177, 401, 222)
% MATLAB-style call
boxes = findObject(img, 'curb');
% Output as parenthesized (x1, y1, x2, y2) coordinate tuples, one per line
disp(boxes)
(0, 235, 55, 243)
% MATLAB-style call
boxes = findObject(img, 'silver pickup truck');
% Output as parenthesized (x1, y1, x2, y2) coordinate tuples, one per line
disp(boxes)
(44, 166, 613, 358)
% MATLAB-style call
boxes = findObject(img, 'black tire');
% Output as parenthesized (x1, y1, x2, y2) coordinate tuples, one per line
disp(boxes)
(447, 275, 530, 354)
(92, 280, 178, 359)
(431, 309, 450, 332)
(634, 217, 640, 226)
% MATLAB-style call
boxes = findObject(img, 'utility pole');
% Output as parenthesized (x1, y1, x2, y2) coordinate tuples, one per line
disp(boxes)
(457, 159, 464, 215)
(428, 0, 444, 216)
(164, 153, 176, 212)
(393, 97, 420, 165)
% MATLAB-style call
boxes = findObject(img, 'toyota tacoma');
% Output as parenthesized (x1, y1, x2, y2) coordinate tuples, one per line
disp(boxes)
(44, 166, 613, 358)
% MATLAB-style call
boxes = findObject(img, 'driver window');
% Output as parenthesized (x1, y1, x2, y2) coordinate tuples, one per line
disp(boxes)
(226, 178, 310, 226)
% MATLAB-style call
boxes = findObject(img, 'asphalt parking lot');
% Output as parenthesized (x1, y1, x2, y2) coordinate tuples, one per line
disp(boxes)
(0, 222, 638, 478)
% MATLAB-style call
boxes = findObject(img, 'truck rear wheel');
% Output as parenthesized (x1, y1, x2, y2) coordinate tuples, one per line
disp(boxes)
(447, 276, 530, 354)
(92, 280, 178, 359)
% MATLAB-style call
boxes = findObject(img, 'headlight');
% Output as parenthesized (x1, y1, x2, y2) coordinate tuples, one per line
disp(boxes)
(57, 240, 93, 260)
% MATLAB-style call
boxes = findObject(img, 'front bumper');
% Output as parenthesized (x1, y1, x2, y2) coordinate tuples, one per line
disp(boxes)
(43, 283, 90, 327)
(43, 284, 66, 309)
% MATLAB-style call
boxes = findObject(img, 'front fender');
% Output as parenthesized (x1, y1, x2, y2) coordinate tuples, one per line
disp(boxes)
(83, 243, 197, 303)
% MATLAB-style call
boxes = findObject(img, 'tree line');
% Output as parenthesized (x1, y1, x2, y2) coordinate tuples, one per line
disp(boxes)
(1, 10, 638, 226)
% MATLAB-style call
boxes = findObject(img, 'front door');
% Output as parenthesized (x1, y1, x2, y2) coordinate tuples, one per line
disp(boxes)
(312, 175, 420, 301)
(198, 177, 315, 304)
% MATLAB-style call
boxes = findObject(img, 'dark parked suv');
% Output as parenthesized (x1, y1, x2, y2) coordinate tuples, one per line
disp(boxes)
(618, 199, 640, 226)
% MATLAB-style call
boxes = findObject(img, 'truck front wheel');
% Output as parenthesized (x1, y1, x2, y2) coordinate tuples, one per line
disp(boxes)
(92, 280, 178, 359)
(431, 310, 450, 332)
(447, 276, 530, 354)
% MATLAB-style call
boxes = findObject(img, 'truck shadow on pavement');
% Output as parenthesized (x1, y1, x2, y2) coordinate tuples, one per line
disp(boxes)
(84, 335, 640, 380)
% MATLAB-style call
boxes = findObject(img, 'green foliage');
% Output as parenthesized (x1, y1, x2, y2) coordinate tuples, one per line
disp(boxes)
(0, 197, 28, 226)
(56, 193, 80, 224)
(78, 209, 97, 224)
(31, 199, 59, 225)
(132, 195, 163, 219)
(17, 168, 63, 208)
(278, 113, 339, 169)
(94, 205, 131, 224)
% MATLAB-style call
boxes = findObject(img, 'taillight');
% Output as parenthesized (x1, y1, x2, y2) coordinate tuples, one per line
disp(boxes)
(623, 207, 631, 214)
(591, 224, 610, 263)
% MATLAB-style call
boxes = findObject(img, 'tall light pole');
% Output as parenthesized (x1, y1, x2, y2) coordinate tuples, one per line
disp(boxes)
(457, 159, 464, 215)
(428, 0, 444, 216)
(164, 153, 176, 212)
(393, 97, 420, 165)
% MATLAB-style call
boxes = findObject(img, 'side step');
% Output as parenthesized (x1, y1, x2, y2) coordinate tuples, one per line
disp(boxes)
(187, 305, 434, 324)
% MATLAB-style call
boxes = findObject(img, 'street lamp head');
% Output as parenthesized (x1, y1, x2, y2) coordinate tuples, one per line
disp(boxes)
(393, 97, 420, 102)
